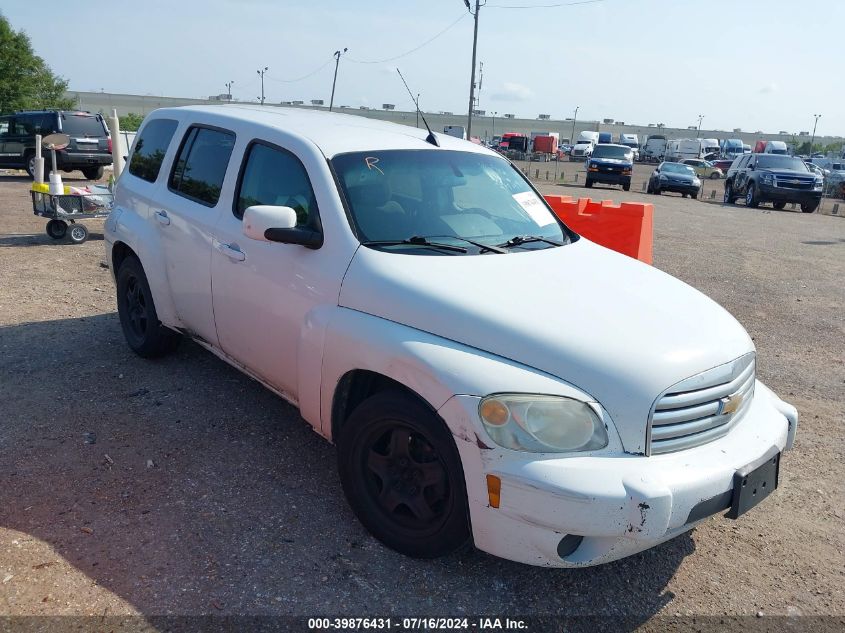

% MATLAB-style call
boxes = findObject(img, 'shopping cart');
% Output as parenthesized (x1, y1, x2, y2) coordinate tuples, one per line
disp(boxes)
(31, 184, 113, 244)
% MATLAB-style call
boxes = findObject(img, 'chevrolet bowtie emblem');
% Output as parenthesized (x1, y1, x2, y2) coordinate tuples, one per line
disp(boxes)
(719, 392, 744, 415)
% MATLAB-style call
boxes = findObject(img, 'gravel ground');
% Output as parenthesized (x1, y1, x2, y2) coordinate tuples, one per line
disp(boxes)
(0, 171, 843, 629)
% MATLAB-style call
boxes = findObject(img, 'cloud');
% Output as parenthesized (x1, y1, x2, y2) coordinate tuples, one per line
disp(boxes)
(759, 83, 779, 94)
(491, 82, 534, 102)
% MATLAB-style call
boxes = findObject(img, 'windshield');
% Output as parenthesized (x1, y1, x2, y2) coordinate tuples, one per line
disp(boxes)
(332, 150, 566, 254)
(661, 163, 696, 175)
(592, 145, 633, 160)
(756, 155, 808, 171)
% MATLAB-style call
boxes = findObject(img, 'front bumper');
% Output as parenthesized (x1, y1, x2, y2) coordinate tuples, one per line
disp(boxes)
(658, 180, 699, 195)
(757, 183, 822, 205)
(440, 380, 796, 567)
(588, 170, 631, 185)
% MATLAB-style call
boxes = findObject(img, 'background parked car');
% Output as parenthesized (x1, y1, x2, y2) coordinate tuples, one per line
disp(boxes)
(724, 153, 822, 212)
(0, 110, 112, 179)
(680, 158, 722, 179)
(647, 161, 701, 197)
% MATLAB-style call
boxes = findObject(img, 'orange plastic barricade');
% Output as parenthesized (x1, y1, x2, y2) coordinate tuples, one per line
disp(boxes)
(543, 195, 654, 265)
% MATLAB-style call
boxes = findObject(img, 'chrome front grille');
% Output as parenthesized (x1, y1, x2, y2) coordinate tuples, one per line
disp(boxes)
(648, 353, 755, 455)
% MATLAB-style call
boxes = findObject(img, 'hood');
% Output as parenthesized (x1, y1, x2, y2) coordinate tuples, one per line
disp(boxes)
(573, 142, 592, 149)
(339, 240, 753, 454)
(591, 157, 631, 165)
(662, 171, 697, 182)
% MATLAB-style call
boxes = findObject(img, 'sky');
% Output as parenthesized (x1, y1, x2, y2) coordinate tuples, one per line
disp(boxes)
(3, 0, 842, 136)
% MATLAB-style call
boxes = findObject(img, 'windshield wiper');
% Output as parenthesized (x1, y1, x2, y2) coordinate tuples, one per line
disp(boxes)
(496, 235, 564, 249)
(360, 236, 468, 253)
(421, 234, 508, 254)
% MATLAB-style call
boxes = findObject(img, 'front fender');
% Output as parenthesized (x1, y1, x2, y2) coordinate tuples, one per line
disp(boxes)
(319, 307, 603, 442)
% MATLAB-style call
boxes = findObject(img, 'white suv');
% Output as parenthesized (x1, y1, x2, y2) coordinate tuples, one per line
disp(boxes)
(105, 105, 797, 567)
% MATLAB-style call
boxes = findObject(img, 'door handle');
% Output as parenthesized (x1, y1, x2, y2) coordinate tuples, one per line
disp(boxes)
(214, 240, 246, 262)
(154, 210, 170, 226)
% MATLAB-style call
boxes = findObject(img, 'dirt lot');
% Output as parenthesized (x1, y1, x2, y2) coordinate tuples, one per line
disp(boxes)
(0, 171, 843, 628)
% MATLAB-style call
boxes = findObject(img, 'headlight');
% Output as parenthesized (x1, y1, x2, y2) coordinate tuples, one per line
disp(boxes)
(693, 178, 701, 186)
(761, 173, 774, 185)
(814, 178, 824, 190)
(479, 394, 608, 453)
(659, 174, 668, 181)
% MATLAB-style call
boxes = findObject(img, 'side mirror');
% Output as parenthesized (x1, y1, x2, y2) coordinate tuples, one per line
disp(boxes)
(242, 205, 322, 249)
(748, 164, 755, 171)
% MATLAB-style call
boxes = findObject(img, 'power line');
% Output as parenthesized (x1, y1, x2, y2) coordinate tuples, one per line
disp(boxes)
(346, 13, 468, 64)
(487, 0, 605, 9)
(264, 58, 334, 83)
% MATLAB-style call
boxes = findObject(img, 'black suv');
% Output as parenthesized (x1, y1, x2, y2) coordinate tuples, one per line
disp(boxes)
(0, 110, 112, 180)
(724, 153, 823, 213)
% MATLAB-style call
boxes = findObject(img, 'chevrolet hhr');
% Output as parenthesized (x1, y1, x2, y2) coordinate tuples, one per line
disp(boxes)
(105, 105, 797, 567)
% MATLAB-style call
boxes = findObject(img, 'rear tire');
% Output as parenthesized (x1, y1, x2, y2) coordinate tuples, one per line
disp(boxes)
(710, 172, 721, 179)
(25, 152, 36, 179)
(623, 182, 631, 192)
(724, 180, 736, 204)
(82, 166, 104, 180)
(46, 219, 67, 239)
(337, 390, 470, 559)
(116, 255, 181, 358)
(801, 201, 819, 213)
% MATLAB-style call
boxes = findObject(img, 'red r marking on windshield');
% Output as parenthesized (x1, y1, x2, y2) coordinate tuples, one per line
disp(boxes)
(365, 156, 384, 175)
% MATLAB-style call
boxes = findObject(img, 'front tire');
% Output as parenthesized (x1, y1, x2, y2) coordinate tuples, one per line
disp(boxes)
(622, 182, 631, 191)
(337, 390, 470, 559)
(585, 178, 593, 188)
(801, 201, 819, 213)
(746, 183, 759, 208)
(25, 152, 36, 179)
(772, 201, 786, 210)
(116, 255, 181, 358)
(710, 172, 721, 180)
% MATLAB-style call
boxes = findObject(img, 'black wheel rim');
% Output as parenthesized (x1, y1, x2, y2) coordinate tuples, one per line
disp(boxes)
(359, 423, 451, 534)
(123, 275, 149, 339)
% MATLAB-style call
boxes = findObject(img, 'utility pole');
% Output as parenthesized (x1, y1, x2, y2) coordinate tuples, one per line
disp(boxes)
(570, 106, 579, 144)
(329, 48, 347, 112)
(810, 114, 822, 154)
(257, 67, 268, 105)
(697, 114, 704, 136)
(225, 81, 234, 101)
(464, 0, 480, 139)
(416, 93, 420, 128)
(491, 111, 497, 140)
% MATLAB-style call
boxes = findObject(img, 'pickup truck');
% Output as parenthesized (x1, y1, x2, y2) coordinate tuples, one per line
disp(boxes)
(106, 105, 797, 568)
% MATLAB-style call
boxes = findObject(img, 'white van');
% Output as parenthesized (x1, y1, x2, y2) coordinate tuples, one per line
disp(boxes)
(666, 139, 704, 162)
(570, 130, 599, 161)
(443, 125, 466, 140)
(764, 141, 788, 155)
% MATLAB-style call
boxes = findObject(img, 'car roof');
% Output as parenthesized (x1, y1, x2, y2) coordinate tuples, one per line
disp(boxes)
(594, 143, 630, 149)
(150, 104, 493, 158)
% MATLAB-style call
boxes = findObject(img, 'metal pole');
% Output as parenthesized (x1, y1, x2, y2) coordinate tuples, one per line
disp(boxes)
(416, 93, 420, 128)
(329, 48, 347, 112)
(810, 114, 821, 154)
(225, 81, 234, 101)
(697, 114, 704, 136)
(466, 0, 480, 139)
(570, 106, 579, 145)
(257, 67, 268, 105)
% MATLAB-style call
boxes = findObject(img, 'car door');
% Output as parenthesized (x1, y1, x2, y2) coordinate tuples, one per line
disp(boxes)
(156, 124, 236, 347)
(210, 139, 345, 399)
(732, 155, 750, 193)
(0, 116, 30, 169)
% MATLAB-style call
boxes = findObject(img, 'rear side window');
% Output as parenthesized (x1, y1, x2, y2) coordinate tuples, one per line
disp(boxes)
(60, 113, 107, 137)
(127, 118, 178, 183)
(169, 126, 235, 207)
(234, 142, 316, 225)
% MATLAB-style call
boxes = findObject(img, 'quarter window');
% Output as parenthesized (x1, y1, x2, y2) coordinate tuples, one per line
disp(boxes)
(127, 118, 178, 183)
(234, 142, 317, 226)
(169, 126, 236, 206)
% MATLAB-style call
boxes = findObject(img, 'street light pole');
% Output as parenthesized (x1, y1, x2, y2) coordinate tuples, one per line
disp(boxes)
(465, 0, 480, 139)
(257, 67, 268, 105)
(697, 114, 704, 136)
(416, 93, 420, 128)
(570, 106, 579, 144)
(810, 114, 822, 154)
(329, 48, 347, 112)
(225, 81, 234, 101)
(491, 111, 496, 140)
